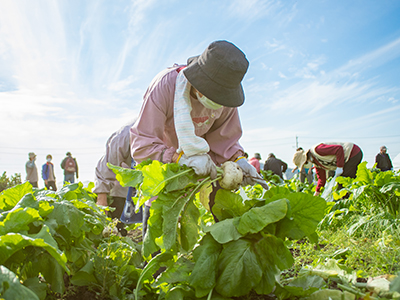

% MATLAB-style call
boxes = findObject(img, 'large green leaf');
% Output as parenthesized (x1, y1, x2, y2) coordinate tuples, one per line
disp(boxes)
(212, 189, 249, 221)
(70, 260, 98, 286)
(163, 193, 191, 251)
(236, 198, 288, 235)
(252, 234, 294, 295)
(143, 198, 165, 257)
(0, 182, 32, 211)
(204, 218, 243, 244)
(141, 160, 169, 198)
(32, 253, 66, 294)
(189, 234, 222, 298)
(274, 275, 326, 299)
(179, 199, 200, 252)
(107, 163, 144, 188)
(47, 201, 85, 238)
(355, 161, 373, 185)
(254, 263, 279, 295)
(263, 185, 291, 201)
(254, 234, 294, 271)
(163, 163, 197, 192)
(157, 255, 194, 285)
(23, 277, 47, 300)
(165, 285, 195, 300)
(135, 252, 174, 300)
(0, 265, 39, 300)
(0, 225, 68, 271)
(0, 207, 42, 235)
(276, 192, 326, 240)
(215, 239, 262, 297)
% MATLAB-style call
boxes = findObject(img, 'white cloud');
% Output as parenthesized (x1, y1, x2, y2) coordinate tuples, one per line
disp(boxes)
(278, 72, 287, 79)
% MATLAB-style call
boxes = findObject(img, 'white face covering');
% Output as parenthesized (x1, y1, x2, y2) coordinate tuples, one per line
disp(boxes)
(197, 93, 223, 110)
(47, 158, 51, 162)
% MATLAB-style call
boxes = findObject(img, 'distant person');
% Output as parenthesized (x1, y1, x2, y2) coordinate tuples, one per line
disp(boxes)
(248, 153, 262, 173)
(292, 147, 313, 183)
(293, 142, 363, 196)
(375, 145, 393, 171)
(61, 152, 78, 183)
(25, 152, 38, 188)
(42, 154, 57, 191)
(244, 152, 249, 160)
(93, 120, 139, 236)
(264, 153, 288, 179)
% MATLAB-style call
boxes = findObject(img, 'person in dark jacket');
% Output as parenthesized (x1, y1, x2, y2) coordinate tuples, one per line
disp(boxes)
(61, 152, 79, 183)
(264, 153, 287, 179)
(375, 146, 393, 171)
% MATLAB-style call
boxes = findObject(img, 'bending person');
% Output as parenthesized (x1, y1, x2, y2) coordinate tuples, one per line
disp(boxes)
(293, 142, 363, 196)
(130, 40, 268, 233)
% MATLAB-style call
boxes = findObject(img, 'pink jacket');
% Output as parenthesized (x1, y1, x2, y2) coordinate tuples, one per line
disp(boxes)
(130, 66, 244, 166)
(248, 157, 260, 173)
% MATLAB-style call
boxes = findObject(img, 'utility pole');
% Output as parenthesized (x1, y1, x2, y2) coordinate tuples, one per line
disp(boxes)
(295, 135, 298, 149)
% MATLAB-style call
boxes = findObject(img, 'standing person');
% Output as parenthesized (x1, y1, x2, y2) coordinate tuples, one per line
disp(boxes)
(93, 120, 140, 237)
(292, 148, 313, 183)
(293, 142, 363, 196)
(42, 154, 57, 191)
(25, 152, 38, 188)
(375, 145, 393, 171)
(248, 153, 262, 174)
(61, 152, 78, 183)
(130, 40, 268, 234)
(264, 153, 288, 179)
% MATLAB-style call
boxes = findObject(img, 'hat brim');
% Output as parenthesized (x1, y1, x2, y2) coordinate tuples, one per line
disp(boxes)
(183, 56, 245, 108)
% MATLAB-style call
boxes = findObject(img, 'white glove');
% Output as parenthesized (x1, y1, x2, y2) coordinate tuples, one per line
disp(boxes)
(236, 158, 269, 190)
(178, 154, 217, 179)
(335, 167, 343, 177)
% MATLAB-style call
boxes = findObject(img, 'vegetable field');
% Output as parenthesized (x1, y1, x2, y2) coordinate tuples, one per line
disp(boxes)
(1, 161, 400, 300)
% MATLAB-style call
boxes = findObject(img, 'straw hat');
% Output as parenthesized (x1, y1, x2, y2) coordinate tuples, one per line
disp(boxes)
(293, 149, 307, 169)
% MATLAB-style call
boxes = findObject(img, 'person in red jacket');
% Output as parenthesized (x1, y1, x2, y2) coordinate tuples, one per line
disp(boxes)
(248, 153, 262, 173)
(293, 142, 363, 196)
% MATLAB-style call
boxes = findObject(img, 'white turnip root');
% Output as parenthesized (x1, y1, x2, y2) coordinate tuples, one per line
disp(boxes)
(219, 161, 243, 190)
(102, 226, 119, 237)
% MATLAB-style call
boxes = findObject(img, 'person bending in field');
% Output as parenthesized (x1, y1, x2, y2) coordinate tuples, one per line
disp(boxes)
(93, 120, 141, 237)
(293, 142, 363, 196)
(130, 40, 268, 233)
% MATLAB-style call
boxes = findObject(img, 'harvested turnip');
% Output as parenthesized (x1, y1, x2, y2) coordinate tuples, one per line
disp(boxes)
(102, 226, 118, 237)
(219, 161, 243, 190)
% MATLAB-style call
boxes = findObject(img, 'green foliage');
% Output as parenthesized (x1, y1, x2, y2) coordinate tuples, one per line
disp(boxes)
(320, 163, 400, 238)
(110, 160, 326, 299)
(0, 171, 22, 193)
(0, 265, 39, 299)
(0, 181, 113, 298)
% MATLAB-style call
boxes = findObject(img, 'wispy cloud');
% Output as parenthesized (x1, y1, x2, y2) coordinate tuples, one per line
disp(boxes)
(228, 0, 297, 25)
(265, 37, 400, 114)
(0, 1, 67, 91)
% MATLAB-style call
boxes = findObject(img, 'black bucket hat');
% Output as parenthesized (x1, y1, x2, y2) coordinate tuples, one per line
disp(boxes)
(183, 40, 249, 107)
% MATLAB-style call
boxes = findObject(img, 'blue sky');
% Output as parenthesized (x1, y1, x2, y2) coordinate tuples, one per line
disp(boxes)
(1, 0, 400, 187)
